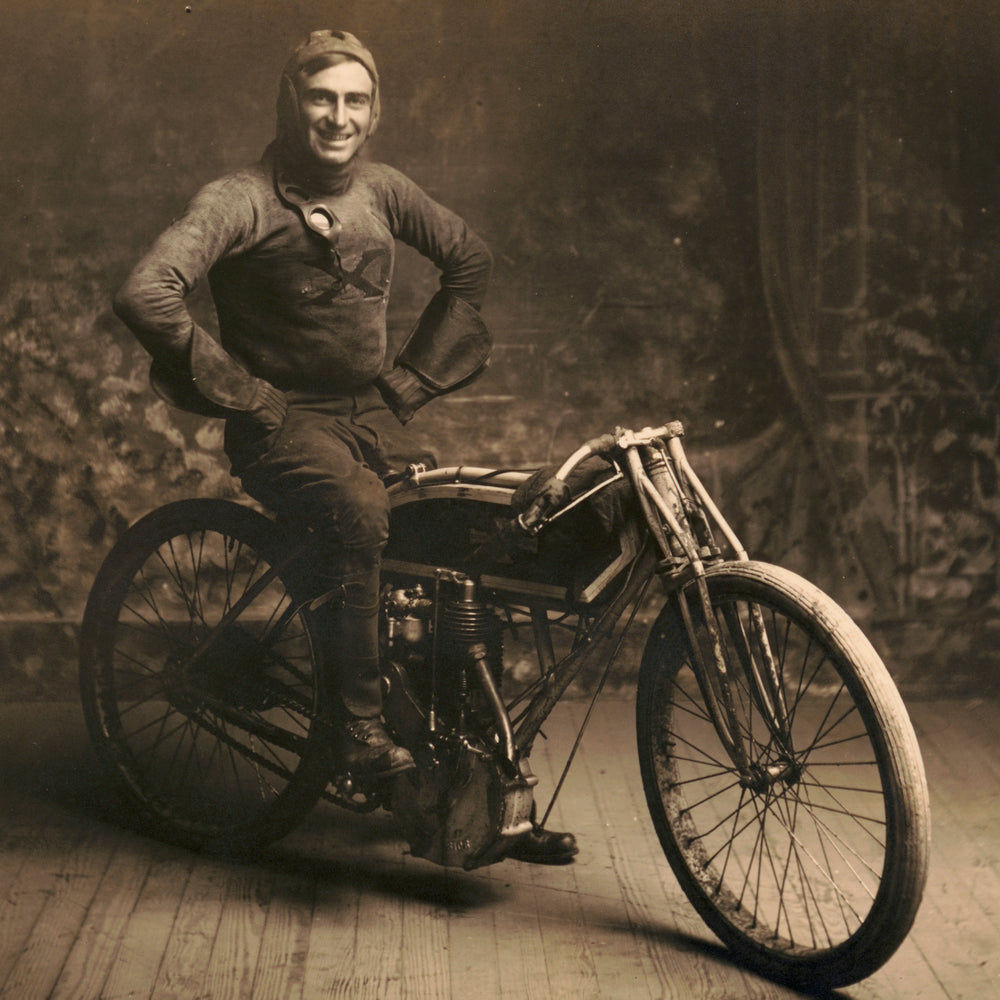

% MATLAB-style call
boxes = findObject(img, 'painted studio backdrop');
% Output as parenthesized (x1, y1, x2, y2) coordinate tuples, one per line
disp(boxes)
(3, 0, 1000, 694)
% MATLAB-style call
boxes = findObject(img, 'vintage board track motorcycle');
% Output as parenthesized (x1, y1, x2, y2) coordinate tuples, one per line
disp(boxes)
(79, 422, 930, 988)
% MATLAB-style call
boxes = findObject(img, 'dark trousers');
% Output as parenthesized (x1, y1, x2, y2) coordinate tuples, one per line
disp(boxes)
(225, 390, 391, 719)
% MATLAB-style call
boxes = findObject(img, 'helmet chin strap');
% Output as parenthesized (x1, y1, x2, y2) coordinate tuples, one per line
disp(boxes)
(271, 119, 360, 195)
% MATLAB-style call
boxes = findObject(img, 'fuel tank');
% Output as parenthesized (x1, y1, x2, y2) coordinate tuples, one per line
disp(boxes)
(383, 466, 640, 608)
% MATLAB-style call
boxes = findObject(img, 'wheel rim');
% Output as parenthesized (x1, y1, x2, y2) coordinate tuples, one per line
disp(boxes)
(92, 523, 322, 840)
(646, 587, 894, 963)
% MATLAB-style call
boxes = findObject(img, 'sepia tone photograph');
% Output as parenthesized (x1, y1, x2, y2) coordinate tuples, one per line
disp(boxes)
(0, 0, 997, 996)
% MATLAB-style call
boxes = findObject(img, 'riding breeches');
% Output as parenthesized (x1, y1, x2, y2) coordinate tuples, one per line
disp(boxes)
(224, 391, 391, 719)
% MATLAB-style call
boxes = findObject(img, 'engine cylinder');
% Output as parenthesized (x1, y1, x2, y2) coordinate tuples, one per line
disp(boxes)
(438, 582, 504, 717)
(441, 598, 495, 647)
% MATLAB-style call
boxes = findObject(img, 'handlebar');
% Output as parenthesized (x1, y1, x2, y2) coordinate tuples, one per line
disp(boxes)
(516, 422, 684, 533)
(516, 476, 572, 533)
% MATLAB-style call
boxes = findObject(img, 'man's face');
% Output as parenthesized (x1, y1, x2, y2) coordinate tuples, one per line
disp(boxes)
(299, 60, 374, 167)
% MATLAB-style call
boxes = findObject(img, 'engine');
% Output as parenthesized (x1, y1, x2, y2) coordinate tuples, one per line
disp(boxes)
(382, 576, 504, 738)
(380, 574, 536, 870)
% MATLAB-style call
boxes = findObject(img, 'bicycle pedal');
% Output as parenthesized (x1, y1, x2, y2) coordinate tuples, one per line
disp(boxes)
(324, 773, 383, 813)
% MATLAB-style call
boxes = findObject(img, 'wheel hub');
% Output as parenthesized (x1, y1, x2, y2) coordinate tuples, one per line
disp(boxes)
(739, 757, 803, 792)
(164, 625, 278, 712)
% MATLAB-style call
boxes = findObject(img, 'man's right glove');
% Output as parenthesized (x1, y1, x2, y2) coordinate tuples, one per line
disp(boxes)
(150, 325, 287, 433)
(239, 378, 288, 434)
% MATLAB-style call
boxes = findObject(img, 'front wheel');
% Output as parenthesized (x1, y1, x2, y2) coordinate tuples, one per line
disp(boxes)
(636, 561, 929, 989)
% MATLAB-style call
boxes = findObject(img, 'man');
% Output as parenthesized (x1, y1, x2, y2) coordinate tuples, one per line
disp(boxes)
(114, 29, 577, 864)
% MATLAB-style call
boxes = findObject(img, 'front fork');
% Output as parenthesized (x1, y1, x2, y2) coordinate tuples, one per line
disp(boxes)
(675, 579, 794, 782)
(630, 437, 794, 780)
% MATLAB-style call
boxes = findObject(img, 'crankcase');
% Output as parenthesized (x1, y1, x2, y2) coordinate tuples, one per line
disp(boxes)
(391, 746, 536, 870)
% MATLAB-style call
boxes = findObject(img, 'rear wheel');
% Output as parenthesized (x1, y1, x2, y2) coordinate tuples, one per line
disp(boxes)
(636, 561, 929, 989)
(80, 499, 330, 852)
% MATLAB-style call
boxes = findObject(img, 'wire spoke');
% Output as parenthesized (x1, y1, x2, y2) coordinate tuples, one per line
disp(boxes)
(85, 512, 322, 845)
(643, 575, 899, 967)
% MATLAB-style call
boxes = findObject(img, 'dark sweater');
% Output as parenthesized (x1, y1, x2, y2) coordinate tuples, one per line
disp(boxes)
(114, 157, 492, 399)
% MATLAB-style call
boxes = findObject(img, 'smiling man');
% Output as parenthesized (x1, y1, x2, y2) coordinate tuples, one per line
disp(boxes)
(300, 60, 373, 166)
(112, 30, 578, 863)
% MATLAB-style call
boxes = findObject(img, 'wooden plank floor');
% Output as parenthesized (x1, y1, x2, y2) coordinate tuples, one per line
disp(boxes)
(0, 695, 996, 1000)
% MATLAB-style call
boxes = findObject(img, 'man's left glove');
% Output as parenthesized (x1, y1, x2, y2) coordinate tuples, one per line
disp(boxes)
(375, 290, 491, 424)
(374, 366, 436, 426)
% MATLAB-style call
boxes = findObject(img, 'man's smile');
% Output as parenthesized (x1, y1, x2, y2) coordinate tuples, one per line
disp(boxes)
(299, 62, 374, 166)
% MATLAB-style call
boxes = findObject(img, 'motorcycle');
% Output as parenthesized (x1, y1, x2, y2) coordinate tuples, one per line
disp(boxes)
(79, 420, 930, 989)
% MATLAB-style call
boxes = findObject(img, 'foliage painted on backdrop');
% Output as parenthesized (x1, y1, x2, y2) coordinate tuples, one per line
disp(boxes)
(2, 0, 1000, 647)
(0, 247, 236, 619)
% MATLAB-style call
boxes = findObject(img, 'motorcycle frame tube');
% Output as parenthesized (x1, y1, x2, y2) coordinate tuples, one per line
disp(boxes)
(382, 434, 786, 770)
(511, 542, 660, 755)
(385, 469, 661, 755)
(382, 459, 664, 756)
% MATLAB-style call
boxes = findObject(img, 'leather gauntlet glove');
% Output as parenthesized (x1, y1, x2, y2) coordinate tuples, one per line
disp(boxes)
(376, 289, 492, 425)
(150, 326, 287, 433)
(242, 378, 288, 434)
(374, 367, 435, 425)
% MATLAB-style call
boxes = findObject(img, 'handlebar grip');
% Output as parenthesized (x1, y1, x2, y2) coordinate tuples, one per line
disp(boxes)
(516, 476, 572, 533)
(517, 497, 549, 533)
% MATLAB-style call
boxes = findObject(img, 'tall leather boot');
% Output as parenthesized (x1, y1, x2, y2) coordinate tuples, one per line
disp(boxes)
(320, 549, 414, 780)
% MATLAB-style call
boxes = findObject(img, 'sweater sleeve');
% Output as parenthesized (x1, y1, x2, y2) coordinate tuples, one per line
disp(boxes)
(112, 175, 288, 422)
(112, 176, 259, 368)
(380, 166, 493, 310)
